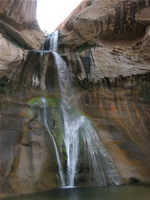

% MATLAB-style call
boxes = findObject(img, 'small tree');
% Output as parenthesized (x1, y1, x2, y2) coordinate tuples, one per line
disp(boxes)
(43, 29, 49, 36)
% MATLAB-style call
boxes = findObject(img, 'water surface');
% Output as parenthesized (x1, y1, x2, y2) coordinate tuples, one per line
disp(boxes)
(2, 184, 150, 200)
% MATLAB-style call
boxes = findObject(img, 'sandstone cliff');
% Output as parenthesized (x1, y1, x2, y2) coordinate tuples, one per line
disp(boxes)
(0, 0, 150, 198)
(0, 0, 45, 49)
(0, 0, 45, 79)
(58, 0, 150, 47)
(58, 0, 150, 187)
(57, 0, 150, 81)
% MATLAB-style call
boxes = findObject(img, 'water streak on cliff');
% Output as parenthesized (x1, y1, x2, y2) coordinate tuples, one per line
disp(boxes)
(48, 31, 120, 187)
(41, 97, 65, 187)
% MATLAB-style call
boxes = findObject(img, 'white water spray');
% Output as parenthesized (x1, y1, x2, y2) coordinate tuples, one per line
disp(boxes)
(46, 31, 120, 187)
(41, 97, 65, 187)
(49, 31, 79, 186)
(49, 31, 59, 52)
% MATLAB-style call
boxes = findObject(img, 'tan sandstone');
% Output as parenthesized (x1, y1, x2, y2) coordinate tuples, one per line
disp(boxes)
(0, 0, 45, 50)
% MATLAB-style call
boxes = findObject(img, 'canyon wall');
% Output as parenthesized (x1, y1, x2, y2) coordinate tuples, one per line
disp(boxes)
(59, 0, 150, 188)
(0, 0, 45, 79)
(58, 0, 150, 48)
(0, 0, 150, 198)
(0, 0, 45, 49)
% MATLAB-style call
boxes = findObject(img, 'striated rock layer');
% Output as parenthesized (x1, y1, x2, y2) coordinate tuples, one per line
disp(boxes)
(0, 0, 45, 50)
(58, 0, 150, 48)
(78, 77, 150, 185)
(0, 0, 45, 79)
(0, 0, 150, 198)
(0, 33, 27, 79)
(57, 0, 150, 185)
(57, 0, 150, 81)
(0, 51, 150, 197)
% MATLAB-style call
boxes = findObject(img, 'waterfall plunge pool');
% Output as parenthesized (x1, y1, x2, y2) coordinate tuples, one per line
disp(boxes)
(2, 184, 150, 200)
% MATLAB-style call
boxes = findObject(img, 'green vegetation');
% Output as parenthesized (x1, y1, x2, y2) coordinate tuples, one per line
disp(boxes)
(43, 29, 50, 36)
(23, 83, 27, 89)
(140, 86, 150, 103)
(74, 73, 150, 93)
(27, 97, 67, 167)
(0, 77, 29, 96)
(0, 78, 8, 94)
(74, 79, 102, 91)
(0, 78, 18, 95)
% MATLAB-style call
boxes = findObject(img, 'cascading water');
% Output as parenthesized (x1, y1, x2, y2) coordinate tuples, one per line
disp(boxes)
(29, 30, 121, 187)
(80, 117, 120, 186)
(49, 31, 79, 186)
(41, 97, 65, 187)
(49, 31, 58, 52)
(61, 101, 80, 186)
(47, 31, 120, 187)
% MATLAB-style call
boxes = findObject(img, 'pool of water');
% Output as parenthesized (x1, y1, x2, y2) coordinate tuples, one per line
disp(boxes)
(2, 184, 150, 200)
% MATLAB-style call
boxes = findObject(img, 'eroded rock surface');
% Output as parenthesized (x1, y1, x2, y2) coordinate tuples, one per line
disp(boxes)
(0, 0, 45, 79)
(78, 77, 150, 184)
(0, 0, 45, 50)
(58, 0, 150, 48)
(0, 33, 26, 79)
(0, 98, 61, 197)
(0, 0, 150, 198)
(57, 0, 150, 81)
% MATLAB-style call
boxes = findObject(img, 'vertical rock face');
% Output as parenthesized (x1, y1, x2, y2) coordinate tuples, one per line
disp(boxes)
(0, 0, 150, 198)
(0, 33, 26, 79)
(0, 0, 45, 50)
(57, 0, 150, 187)
(57, 0, 150, 185)
(57, 0, 150, 89)
(58, 0, 150, 49)
(0, 97, 62, 197)
(77, 77, 150, 184)
(0, 52, 150, 198)
(0, 0, 37, 24)
(0, 0, 45, 79)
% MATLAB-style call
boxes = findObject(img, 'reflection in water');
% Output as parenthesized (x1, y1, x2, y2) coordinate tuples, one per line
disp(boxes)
(2, 184, 150, 200)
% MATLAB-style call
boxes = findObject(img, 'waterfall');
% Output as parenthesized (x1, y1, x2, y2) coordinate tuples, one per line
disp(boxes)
(31, 50, 47, 90)
(53, 52, 80, 186)
(41, 31, 120, 187)
(49, 30, 58, 52)
(32, 70, 40, 87)
(60, 101, 80, 186)
(41, 97, 65, 187)
(52, 52, 74, 101)
(49, 31, 79, 186)
(31, 30, 59, 90)
(40, 52, 49, 91)
(81, 117, 120, 186)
